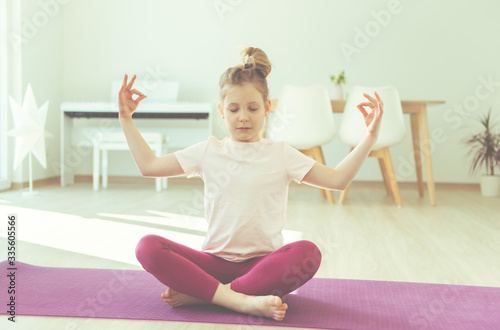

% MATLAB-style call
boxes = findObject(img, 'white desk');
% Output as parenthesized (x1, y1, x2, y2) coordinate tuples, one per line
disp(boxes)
(60, 101, 212, 186)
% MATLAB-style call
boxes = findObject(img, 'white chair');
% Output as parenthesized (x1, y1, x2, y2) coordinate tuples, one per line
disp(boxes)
(93, 132, 169, 192)
(267, 85, 336, 203)
(338, 86, 406, 206)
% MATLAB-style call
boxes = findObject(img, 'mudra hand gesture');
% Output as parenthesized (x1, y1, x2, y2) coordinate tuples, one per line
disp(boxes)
(118, 74, 147, 119)
(357, 92, 384, 137)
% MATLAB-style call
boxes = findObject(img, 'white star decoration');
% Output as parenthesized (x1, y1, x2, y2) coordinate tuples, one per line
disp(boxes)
(7, 84, 53, 170)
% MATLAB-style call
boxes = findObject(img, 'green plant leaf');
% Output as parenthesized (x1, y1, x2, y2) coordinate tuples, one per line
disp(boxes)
(463, 107, 500, 176)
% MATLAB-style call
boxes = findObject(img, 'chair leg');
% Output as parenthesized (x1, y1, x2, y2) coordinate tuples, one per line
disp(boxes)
(319, 183, 327, 198)
(313, 147, 327, 199)
(102, 149, 108, 189)
(93, 143, 100, 191)
(316, 147, 335, 204)
(381, 148, 403, 206)
(339, 183, 351, 204)
(338, 147, 357, 204)
(153, 142, 162, 192)
(162, 144, 168, 190)
(378, 157, 393, 197)
(302, 146, 335, 204)
(341, 148, 402, 206)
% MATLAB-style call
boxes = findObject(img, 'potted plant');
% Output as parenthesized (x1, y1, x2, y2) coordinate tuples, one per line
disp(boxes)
(329, 70, 347, 100)
(464, 108, 500, 197)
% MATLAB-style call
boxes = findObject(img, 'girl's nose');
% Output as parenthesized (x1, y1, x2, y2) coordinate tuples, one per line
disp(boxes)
(239, 113, 249, 122)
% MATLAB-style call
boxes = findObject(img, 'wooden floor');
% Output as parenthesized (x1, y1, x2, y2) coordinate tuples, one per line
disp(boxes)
(0, 178, 499, 329)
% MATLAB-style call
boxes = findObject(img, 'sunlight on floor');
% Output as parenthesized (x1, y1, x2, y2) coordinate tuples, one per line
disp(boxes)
(0, 205, 304, 266)
(0, 205, 206, 266)
(97, 210, 209, 232)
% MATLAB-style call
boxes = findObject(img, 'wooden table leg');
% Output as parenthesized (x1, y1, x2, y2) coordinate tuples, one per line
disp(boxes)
(410, 114, 424, 198)
(417, 106, 437, 206)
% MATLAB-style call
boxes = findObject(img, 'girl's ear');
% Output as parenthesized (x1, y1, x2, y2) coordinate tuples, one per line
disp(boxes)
(264, 99, 272, 117)
(218, 103, 225, 118)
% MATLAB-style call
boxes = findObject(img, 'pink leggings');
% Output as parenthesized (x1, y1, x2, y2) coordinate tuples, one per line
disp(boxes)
(135, 234, 322, 302)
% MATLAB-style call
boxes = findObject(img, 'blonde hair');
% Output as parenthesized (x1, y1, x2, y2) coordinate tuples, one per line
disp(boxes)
(219, 47, 272, 104)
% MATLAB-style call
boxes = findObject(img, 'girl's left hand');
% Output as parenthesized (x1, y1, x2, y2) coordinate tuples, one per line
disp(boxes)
(356, 91, 384, 137)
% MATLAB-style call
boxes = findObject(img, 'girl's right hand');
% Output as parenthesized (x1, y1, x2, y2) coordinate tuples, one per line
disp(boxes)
(118, 74, 147, 119)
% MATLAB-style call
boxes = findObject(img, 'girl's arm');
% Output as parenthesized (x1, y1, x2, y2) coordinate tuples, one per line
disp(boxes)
(302, 92, 384, 190)
(119, 74, 185, 178)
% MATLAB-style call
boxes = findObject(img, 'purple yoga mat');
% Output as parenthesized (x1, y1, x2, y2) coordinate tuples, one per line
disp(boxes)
(1, 260, 499, 329)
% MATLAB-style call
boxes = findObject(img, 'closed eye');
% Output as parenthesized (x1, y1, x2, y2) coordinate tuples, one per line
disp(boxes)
(229, 107, 259, 112)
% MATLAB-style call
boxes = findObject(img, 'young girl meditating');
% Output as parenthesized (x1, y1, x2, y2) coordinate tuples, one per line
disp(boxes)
(119, 47, 383, 321)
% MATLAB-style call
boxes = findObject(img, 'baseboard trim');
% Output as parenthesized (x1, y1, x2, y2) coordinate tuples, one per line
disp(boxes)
(73, 175, 197, 185)
(348, 180, 480, 191)
(5, 176, 479, 191)
(9, 177, 60, 191)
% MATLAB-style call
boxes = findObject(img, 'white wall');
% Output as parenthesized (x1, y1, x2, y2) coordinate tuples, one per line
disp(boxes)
(16, 0, 500, 184)
(11, 0, 64, 184)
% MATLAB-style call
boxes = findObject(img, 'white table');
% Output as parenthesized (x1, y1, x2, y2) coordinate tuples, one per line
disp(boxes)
(60, 102, 212, 186)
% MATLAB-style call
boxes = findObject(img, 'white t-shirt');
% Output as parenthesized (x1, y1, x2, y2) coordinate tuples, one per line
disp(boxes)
(174, 136, 316, 262)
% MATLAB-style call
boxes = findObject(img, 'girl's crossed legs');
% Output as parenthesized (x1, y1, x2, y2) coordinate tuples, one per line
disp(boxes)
(135, 234, 321, 320)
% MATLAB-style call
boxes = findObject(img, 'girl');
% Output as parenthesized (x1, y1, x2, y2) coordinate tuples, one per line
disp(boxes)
(119, 47, 383, 321)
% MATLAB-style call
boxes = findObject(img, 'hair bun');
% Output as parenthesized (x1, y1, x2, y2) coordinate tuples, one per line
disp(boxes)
(240, 47, 272, 78)
(243, 54, 255, 69)
(218, 47, 272, 103)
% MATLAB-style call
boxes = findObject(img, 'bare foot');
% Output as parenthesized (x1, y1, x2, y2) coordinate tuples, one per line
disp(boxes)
(162, 284, 288, 321)
(240, 295, 288, 321)
(161, 287, 207, 307)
